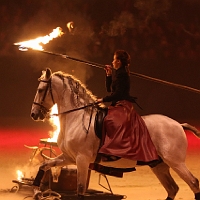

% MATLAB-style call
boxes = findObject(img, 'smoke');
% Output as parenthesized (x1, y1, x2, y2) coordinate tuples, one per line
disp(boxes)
(101, 0, 171, 37)
(134, 0, 171, 20)
(14, 2, 96, 85)
(28, 50, 94, 85)
(101, 11, 135, 36)
(11, 0, 172, 83)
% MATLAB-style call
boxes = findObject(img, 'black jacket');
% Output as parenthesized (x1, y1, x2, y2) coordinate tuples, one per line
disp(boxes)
(103, 66, 136, 105)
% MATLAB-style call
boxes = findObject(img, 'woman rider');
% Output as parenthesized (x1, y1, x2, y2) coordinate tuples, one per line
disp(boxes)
(96, 49, 159, 163)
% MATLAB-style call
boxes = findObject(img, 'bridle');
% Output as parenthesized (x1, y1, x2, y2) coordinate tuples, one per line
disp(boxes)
(33, 78, 55, 115)
(33, 75, 100, 134)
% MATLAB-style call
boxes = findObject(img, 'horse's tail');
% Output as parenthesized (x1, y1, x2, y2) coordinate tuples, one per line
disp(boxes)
(181, 123, 200, 138)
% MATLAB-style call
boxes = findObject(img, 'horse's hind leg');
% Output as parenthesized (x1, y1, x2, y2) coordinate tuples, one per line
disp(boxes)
(171, 163, 200, 199)
(151, 162, 179, 200)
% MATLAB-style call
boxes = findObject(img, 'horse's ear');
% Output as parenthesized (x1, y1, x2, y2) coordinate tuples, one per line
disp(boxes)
(46, 68, 52, 79)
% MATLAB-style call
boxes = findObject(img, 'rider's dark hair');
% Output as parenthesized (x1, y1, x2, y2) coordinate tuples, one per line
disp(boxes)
(114, 49, 131, 75)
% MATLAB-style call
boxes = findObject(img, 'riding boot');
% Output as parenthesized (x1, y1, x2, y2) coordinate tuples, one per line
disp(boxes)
(195, 192, 200, 200)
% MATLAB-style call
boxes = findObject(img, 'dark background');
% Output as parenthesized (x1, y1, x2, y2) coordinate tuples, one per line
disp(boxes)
(1, 0, 200, 129)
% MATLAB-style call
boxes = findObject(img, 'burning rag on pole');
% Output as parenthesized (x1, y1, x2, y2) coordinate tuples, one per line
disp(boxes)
(14, 26, 200, 95)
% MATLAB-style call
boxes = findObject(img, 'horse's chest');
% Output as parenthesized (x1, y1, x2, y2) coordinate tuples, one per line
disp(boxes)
(58, 133, 79, 153)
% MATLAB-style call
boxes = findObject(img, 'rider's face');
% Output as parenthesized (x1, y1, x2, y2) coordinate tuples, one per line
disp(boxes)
(112, 55, 121, 70)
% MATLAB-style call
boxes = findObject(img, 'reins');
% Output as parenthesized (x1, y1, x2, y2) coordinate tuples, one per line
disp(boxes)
(50, 102, 98, 117)
(50, 102, 98, 134)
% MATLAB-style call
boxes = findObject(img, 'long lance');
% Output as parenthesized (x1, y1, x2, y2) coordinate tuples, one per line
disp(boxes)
(23, 48, 200, 95)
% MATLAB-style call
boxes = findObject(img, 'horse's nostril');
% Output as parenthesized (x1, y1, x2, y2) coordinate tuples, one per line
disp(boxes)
(31, 113, 37, 120)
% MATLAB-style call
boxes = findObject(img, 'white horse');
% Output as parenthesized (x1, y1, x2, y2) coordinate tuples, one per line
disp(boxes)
(31, 68, 200, 200)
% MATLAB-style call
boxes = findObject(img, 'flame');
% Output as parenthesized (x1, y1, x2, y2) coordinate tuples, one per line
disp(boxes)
(14, 27, 64, 51)
(17, 170, 24, 181)
(48, 104, 60, 142)
(66, 21, 74, 33)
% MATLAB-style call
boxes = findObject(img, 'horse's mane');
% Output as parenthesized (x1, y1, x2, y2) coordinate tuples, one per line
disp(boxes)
(53, 71, 97, 104)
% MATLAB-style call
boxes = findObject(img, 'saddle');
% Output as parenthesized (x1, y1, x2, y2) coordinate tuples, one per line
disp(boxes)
(94, 106, 108, 140)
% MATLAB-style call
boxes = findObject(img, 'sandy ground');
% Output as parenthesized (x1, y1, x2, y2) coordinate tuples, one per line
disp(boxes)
(0, 127, 200, 200)
(89, 152, 200, 200)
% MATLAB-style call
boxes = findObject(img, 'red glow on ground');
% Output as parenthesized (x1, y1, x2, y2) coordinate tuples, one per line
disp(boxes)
(0, 128, 48, 154)
(0, 128, 200, 155)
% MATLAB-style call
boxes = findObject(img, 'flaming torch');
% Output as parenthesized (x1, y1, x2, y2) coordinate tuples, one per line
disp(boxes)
(14, 27, 64, 51)
(14, 25, 200, 94)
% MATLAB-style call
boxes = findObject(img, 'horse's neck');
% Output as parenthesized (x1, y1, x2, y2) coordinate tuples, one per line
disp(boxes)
(51, 75, 73, 111)
(52, 75, 95, 118)
(64, 75, 95, 108)
(52, 75, 100, 158)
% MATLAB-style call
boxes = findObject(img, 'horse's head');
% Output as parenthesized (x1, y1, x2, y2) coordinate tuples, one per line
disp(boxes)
(31, 68, 55, 121)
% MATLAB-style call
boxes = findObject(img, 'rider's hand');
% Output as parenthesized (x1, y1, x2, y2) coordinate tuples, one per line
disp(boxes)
(96, 98, 103, 103)
(104, 65, 112, 76)
(61, 55, 67, 58)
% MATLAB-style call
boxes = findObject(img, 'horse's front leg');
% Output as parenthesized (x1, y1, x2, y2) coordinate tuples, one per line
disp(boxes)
(76, 155, 91, 199)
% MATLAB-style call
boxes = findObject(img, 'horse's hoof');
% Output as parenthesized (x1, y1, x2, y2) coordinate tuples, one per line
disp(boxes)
(165, 197, 173, 200)
(195, 192, 200, 200)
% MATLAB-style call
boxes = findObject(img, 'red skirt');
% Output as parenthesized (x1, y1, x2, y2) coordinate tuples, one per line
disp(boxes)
(99, 100, 159, 162)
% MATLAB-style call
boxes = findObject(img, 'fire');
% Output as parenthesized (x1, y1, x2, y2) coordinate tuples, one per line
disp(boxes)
(17, 170, 24, 181)
(66, 21, 74, 33)
(14, 27, 64, 51)
(48, 104, 60, 142)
